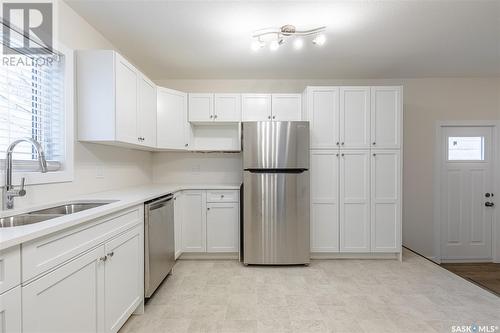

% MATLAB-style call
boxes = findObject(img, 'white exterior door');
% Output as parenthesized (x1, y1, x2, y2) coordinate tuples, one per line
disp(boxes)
(137, 75, 157, 147)
(214, 94, 241, 122)
(206, 202, 239, 252)
(340, 87, 370, 148)
(271, 94, 301, 121)
(340, 150, 370, 252)
(0, 287, 21, 333)
(104, 226, 142, 333)
(181, 191, 207, 252)
(189, 93, 214, 122)
(307, 87, 340, 149)
(157, 88, 190, 150)
(115, 55, 139, 144)
(241, 94, 272, 121)
(371, 150, 401, 252)
(440, 126, 494, 261)
(22, 246, 105, 333)
(370, 86, 401, 149)
(310, 150, 340, 252)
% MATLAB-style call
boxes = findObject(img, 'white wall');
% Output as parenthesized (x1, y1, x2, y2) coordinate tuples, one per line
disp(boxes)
(154, 78, 500, 259)
(3, 1, 153, 209)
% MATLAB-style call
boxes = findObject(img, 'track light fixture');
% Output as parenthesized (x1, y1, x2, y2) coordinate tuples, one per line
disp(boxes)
(251, 25, 326, 51)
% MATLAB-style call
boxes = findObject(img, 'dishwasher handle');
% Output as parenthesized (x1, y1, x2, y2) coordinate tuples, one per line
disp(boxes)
(146, 194, 173, 211)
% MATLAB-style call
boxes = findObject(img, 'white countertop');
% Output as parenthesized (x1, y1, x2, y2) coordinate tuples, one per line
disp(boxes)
(0, 183, 241, 251)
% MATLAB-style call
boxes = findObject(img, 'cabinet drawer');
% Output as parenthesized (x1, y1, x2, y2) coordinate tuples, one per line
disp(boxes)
(22, 206, 143, 282)
(0, 246, 21, 294)
(206, 190, 239, 203)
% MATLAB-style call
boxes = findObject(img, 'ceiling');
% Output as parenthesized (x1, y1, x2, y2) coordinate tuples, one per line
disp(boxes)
(66, 0, 500, 80)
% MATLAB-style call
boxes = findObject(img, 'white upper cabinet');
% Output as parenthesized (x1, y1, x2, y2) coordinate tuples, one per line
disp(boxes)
(310, 150, 340, 253)
(157, 87, 191, 150)
(137, 75, 157, 147)
(77, 50, 157, 148)
(188, 93, 214, 122)
(339, 150, 370, 252)
(340, 87, 370, 148)
(114, 54, 139, 144)
(305, 87, 340, 149)
(189, 94, 241, 122)
(271, 94, 302, 121)
(370, 86, 402, 148)
(242, 94, 272, 121)
(214, 94, 241, 122)
(371, 150, 400, 252)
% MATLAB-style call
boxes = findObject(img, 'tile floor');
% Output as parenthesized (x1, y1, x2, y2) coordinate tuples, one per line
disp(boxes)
(119, 250, 500, 333)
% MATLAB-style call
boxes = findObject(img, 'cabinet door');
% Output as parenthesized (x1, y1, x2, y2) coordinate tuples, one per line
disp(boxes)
(206, 202, 239, 252)
(22, 246, 105, 333)
(138, 75, 157, 147)
(214, 94, 241, 122)
(0, 286, 21, 333)
(157, 88, 190, 150)
(371, 86, 401, 148)
(371, 150, 400, 252)
(189, 93, 214, 122)
(340, 150, 370, 252)
(271, 94, 301, 121)
(306, 87, 340, 149)
(115, 54, 139, 144)
(181, 191, 207, 252)
(174, 192, 183, 259)
(104, 226, 142, 333)
(241, 94, 272, 121)
(310, 150, 340, 252)
(340, 87, 370, 148)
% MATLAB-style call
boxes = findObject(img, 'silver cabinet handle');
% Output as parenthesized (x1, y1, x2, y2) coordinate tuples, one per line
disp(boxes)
(341, 153, 345, 157)
(336, 142, 339, 146)
(336, 153, 339, 157)
(221, 194, 225, 198)
(207, 207, 210, 211)
(267, 115, 271, 119)
(341, 142, 344, 145)
(372, 142, 376, 145)
(99, 256, 107, 262)
(214, 115, 218, 119)
(184, 143, 188, 147)
(373, 153, 377, 157)
(210, 115, 213, 119)
(107, 251, 114, 258)
(272, 116, 276, 119)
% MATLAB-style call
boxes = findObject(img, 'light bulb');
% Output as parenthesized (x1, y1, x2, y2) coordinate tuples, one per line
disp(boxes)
(312, 34, 326, 46)
(293, 38, 304, 50)
(251, 40, 264, 51)
(269, 40, 280, 51)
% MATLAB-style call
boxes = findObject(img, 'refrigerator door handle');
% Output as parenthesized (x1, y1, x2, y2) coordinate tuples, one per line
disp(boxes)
(244, 168, 308, 174)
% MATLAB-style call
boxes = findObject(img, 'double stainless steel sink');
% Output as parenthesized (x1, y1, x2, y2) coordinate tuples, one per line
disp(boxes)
(0, 201, 115, 228)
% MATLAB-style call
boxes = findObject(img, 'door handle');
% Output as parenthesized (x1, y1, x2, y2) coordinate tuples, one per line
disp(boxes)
(485, 202, 495, 207)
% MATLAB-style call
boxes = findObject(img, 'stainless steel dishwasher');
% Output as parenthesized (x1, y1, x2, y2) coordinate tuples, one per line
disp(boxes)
(144, 194, 175, 298)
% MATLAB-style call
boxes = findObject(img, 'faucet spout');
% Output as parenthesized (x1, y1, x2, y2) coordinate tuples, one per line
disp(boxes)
(3, 138, 48, 210)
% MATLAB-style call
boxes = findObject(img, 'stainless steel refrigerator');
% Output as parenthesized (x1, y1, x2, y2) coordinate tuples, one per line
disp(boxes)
(242, 121, 310, 265)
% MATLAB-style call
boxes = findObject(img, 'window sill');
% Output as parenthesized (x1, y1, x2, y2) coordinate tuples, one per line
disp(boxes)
(0, 169, 74, 187)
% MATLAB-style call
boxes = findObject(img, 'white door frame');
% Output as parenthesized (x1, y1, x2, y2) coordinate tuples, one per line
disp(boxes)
(433, 120, 500, 263)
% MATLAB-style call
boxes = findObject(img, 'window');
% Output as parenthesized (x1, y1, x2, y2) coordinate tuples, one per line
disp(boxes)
(448, 136, 484, 161)
(0, 22, 73, 184)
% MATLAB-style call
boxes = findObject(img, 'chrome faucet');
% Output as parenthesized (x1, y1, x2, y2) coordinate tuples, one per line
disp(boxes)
(2, 138, 48, 210)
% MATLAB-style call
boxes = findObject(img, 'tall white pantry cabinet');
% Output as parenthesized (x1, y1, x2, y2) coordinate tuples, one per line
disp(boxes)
(304, 86, 402, 256)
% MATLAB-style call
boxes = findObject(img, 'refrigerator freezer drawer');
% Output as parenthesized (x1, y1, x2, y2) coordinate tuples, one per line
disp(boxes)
(243, 170, 310, 265)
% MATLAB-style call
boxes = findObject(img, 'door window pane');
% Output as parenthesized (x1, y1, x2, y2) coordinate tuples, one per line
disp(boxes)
(448, 137, 484, 161)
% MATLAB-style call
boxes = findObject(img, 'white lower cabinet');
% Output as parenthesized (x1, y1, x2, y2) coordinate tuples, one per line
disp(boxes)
(174, 192, 183, 259)
(371, 150, 401, 252)
(340, 150, 371, 252)
(206, 202, 239, 252)
(22, 246, 105, 333)
(21, 206, 144, 333)
(181, 191, 207, 252)
(310, 150, 340, 252)
(104, 226, 143, 333)
(0, 286, 21, 333)
(180, 190, 239, 254)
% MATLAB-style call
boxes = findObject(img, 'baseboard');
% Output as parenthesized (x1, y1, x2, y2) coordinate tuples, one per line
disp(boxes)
(179, 252, 239, 260)
(310, 252, 400, 260)
(440, 258, 493, 264)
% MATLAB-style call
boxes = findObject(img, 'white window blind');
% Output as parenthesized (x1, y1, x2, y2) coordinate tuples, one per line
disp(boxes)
(0, 23, 65, 172)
